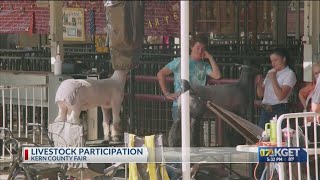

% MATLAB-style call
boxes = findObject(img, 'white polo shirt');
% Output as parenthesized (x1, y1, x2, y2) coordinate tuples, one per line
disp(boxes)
(262, 66, 297, 105)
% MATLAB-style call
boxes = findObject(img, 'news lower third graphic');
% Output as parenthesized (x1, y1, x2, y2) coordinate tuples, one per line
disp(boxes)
(258, 147, 307, 163)
(22, 147, 259, 163)
(23, 147, 149, 163)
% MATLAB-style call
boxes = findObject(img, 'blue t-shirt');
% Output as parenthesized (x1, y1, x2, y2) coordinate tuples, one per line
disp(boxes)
(165, 56, 213, 106)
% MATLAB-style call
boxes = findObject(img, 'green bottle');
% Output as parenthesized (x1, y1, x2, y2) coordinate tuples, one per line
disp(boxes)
(269, 117, 277, 145)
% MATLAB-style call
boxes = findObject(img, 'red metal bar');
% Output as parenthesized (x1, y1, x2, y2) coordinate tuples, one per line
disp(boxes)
(124, 93, 173, 102)
(133, 75, 239, 85)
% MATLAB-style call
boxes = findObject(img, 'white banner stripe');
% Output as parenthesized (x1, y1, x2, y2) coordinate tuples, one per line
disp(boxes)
(21, 147, 261, 163)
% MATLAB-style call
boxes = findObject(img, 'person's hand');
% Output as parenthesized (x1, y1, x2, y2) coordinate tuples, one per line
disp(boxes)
(165, 92, 180, 101)
(306, 116, 320, 123)
(255, 74, 264, 86)
(267, 69, 277, 80)
(202, 51, 213, 60)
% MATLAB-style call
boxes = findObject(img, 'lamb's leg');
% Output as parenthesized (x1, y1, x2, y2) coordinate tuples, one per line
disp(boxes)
(66, 108, 72, 120)
(168, 119, 181, 147)
(54, 102, 68, 122)
(190, 117, 201, 147)
(102, 107, 111, 141)
(110, 103, 123, 142)
(67, 108, 81, 124)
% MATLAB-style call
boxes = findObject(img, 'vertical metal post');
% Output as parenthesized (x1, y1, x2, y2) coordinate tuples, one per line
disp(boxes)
(192, 1, 195, 36)
(129, 69, 135, 133)
(235, 1, 240, 55)
(272, 1, 278, 45)
(181, 1, 190, 180)
(255, 1, 258, 47)
(295, 1, 301, 40)
(244, 0, 248, 55)
(278, 1, 288, 47)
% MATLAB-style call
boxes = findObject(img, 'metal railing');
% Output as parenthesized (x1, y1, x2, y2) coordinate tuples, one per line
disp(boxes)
(277, 112, 319, 180)
(0, 84, 49, 161)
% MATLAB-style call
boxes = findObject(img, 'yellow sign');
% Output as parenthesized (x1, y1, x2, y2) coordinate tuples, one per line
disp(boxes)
(95, 34, 109, 53)
(63, 8, 85, 41)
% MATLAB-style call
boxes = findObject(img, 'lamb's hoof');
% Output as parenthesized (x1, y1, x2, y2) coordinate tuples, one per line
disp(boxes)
(104, 135, 111, 142)
(111, 135, 123, 142)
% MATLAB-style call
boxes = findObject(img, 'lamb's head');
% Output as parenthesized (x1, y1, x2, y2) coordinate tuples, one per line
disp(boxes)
(177, 92, 208, 120)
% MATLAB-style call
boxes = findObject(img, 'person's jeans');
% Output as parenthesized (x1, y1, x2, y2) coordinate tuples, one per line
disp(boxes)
(258, 103, 289, 129)
(257, 103, 289, 178)
(171, 106, 179, 122)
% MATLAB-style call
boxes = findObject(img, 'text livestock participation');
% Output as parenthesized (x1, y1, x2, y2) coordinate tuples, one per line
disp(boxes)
(31, 147, 144, 156)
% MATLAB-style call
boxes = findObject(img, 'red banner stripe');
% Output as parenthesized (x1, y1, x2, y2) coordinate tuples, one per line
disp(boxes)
(24, 149, 28, 160)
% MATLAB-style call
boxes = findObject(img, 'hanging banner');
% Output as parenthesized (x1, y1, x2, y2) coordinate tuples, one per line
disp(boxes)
(63, 8, 85, 41)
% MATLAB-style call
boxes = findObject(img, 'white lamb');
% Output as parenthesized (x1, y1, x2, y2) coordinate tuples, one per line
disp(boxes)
(54, 70, 128, 142)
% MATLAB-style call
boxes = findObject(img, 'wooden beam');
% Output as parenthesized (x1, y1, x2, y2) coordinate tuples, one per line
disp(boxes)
(49, 1, 63, 72)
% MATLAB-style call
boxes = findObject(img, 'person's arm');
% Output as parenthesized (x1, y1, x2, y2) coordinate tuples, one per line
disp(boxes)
(311, 103, 320, 112)
(308, 102, 320, 122)
(255, 74, 265, 98)
(270, 81, 292, 101)
(299, 92, 307, 110)
(309, 76, 320, 122)
(203, 51, 221, 79)
(157, 67, 172, 96)
(157, 66, 180, 100)
(269, 70, 295, 101)
(298, 85, 311, 110)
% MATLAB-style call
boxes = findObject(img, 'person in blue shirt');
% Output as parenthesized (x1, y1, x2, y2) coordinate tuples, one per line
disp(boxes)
(157, 34, 221, 122)
(158, 34, 221, 178)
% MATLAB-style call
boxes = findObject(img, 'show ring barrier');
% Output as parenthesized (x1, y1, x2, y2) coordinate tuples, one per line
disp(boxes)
(0, 84, 49, 169)
(276, 112, 319, 180)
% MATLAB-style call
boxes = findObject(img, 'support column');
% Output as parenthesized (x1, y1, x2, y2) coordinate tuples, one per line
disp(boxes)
(303, 1, 313, 82)
(272, 1, 287, 46)
(278, 1, 288, 46)
(311, 1, 320, 56)
(295, 1, 301, 40)
(272, 1, 278, 44)
(49, 1, 63, 72)
(263, 1, 268, 32)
